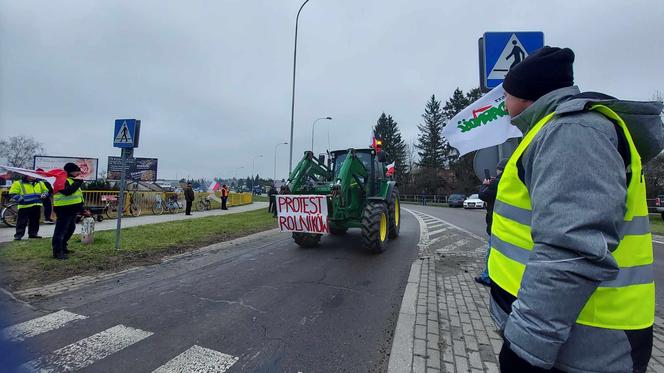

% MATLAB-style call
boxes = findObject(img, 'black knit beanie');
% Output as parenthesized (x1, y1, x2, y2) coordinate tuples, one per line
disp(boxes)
(503, 46, 575, 101)
(64, 162, 81, 173)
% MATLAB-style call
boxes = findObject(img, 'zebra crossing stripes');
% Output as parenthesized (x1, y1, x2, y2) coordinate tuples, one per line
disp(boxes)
(19, 324, 153, 372)
(4, 309, 241, 372)
(414, 210, 487, 243)
(1, 310, 87, 342)
(153, 345, 239, 373)
(428, 227, 449, 237)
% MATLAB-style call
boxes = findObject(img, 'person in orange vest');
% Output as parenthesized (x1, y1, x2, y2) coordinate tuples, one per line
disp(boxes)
(220, 184, 229, 210)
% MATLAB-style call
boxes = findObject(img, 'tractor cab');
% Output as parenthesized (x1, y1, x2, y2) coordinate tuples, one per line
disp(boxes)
(330, 148, 388, 196)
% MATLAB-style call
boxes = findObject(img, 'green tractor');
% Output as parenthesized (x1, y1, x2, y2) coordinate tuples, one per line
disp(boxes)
(286, 147, 400, 253)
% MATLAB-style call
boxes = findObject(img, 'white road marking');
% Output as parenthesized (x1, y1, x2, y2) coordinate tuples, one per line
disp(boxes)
(1, 310, 87, 342)
(428, 227, 449, 236)
(416, 211, 487, 243)
(153, 345, 239, 373)
(404, 208, 430, 251)
(20, 324, 153, 372)
(653, 240, 664, 245)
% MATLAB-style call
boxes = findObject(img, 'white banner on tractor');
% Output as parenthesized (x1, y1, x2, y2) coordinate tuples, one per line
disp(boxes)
(276, 195, 329, 234)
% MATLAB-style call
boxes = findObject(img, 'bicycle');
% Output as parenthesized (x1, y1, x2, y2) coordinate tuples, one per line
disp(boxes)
(129, 191, 142, 217)
(102, 191, 142, 219)
(152, 194, 165, 215)
(1, 201, 18, 228)
(196, 194, 212, 211)
(164, 194, 184, 214)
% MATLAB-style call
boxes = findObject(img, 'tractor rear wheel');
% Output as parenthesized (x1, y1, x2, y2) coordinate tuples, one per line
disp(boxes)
(388, 186, 401, 239)
(293, 232, 322, 248)
(361, 201, 389, 253)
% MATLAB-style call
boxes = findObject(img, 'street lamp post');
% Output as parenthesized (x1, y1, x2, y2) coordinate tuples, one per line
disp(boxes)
(311, 116, 332, 153)
(251, 154, 264, 193)
(274, 142, 288, 183)
(289, 0, 312, 174)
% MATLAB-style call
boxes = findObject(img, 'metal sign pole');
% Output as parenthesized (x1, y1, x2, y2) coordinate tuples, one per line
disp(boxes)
(113, 118, 140, 250)
(115, 148, 130, 250)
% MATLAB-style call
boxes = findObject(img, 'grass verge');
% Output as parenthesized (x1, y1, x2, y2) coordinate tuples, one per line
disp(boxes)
(0, 209, 277, 291)
(253, 195, 269, 202)
(650, 214, 664, 235)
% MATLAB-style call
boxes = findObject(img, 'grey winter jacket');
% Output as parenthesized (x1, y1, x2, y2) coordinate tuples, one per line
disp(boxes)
(490, 86, 664, 372)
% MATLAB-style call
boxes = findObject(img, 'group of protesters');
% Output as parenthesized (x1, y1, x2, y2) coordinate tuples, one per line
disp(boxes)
(9, 169, 55, 241)
(7, 163, 84, 260)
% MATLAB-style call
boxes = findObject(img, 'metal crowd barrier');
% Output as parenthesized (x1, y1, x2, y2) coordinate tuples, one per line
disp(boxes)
(81, 190, 253, 217)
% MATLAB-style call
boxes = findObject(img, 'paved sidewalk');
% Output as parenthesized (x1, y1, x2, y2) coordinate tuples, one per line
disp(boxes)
(0, 202, 269, 243)
(389, 208, 664, 373)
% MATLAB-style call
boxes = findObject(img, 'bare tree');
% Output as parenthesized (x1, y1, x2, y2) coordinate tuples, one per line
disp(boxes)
(406, 139, 417, 172)
(645, 152, 664, 197)
(0, 136, 46, 168)
(403, 139, 418, 194)
(654, 91, 664, 116)
(644, 91, 664, 196)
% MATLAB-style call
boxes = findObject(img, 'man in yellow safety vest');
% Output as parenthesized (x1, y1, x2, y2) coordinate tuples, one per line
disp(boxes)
(52, 163, 84, 260)
(489, 46, 663, 372)
(8, 174, 48, 240)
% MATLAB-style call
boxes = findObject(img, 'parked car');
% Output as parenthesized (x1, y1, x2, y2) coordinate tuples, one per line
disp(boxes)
(655, 195, 664, 219)
(448, 194, 466, 208)
(463, 194, 485, 209)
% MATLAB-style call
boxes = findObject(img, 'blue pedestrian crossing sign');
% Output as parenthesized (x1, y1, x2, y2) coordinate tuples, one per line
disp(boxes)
(113, 119, 140, 148)
(482, 32, 544, 90)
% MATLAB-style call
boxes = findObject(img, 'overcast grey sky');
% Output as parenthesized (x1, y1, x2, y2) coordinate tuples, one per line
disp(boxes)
(1, 0, 662, 181)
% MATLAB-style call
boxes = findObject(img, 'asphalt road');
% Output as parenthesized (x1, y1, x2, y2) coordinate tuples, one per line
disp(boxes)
(1, 213, 420, 372)
(405, 203, 664, 309)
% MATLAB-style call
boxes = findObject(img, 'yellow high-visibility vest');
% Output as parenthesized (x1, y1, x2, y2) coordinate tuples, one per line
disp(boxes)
(489, 105, 654, 330)
(53, 178, 84, 207)
(9, 181, 46, 209)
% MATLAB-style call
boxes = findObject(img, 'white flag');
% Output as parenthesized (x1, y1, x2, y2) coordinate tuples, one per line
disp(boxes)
(442, 84, 522, 156)
(0, 165, 57, 185)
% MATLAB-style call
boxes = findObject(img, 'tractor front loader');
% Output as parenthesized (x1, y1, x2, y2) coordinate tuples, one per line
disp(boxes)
(285, 147, 400, 253)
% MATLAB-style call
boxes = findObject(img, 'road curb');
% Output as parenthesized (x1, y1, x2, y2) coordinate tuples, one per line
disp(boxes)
(387, 259, 421, 373)
(387, 208, 425, 373)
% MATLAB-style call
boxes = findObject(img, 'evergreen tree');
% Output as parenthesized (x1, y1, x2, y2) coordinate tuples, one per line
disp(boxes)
(416, 95, 445, 169)
(373, 113, 407, 184)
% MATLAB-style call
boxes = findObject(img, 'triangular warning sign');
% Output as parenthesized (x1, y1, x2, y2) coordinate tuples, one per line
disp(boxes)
(487, 34, 529, 80)
(114, 121, 133, 144)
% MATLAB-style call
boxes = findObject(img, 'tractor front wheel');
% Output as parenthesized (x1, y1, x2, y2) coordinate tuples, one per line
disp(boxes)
(362, 201, 389, 253)
(388, 186, 401, 239)
(293, 232, 322, 248)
